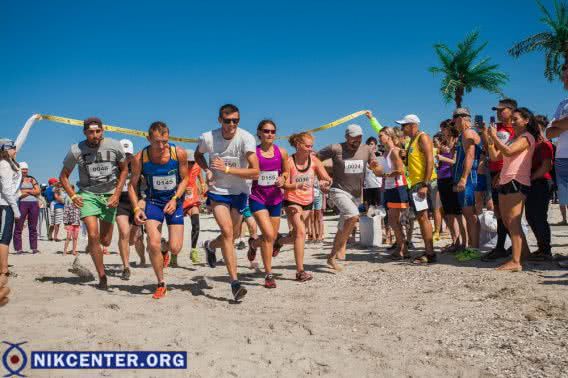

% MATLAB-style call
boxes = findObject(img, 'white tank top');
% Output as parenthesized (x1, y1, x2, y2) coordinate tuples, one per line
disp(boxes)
(384, 149, 407, 189)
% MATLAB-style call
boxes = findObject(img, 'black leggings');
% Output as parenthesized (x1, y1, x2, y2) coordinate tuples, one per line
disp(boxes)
(525, 179, 552, 253)
(190, 214, 200, 249)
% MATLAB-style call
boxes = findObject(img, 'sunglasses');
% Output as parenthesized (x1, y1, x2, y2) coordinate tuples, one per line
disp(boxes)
(261, 129, 276, 135)
(222, 118, 240, 125)
(303, 144, 313, 148)
(453, 114, 469, 119)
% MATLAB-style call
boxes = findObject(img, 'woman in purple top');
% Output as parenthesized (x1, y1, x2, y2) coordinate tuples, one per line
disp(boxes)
(248, 120, 290, 289)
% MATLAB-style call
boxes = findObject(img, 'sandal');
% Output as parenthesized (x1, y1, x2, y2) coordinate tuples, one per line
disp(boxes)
(295, 271, 313, 282)
(413, 253, 437, 265)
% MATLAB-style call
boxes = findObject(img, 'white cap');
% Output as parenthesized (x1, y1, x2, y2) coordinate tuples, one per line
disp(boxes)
(345, 124, 363, 137)
(185, 148, 195, 161)
(20, 161, 28, 169)
(395, 114, 421, 125)
(120, 139, 134, 154)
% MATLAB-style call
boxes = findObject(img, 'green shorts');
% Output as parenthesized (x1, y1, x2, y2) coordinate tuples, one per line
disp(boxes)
(79, 191, 117, 224)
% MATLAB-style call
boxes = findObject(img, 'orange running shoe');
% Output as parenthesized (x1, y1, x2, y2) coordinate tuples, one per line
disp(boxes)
(152, 283, 167, 299)
(162, 252, 170, 268)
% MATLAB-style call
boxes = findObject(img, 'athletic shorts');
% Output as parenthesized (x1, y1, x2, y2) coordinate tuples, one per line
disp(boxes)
(145, 200, 184, 225)
(241, 206, 252, 218)
(555, 158, 568, 205)
(283, 200, 313, 211)
(498, 180, 530, 196)
(79, 191, 117, 224)
(438, 178, 461, 215)
(409, 180, 438, 212)
(384, 187, 409, 209)
(206, 192, 248, 213)
(117, 192, 134, 223)
(313, 191, 323, 211)
(0, 206, 15, 246)
(363, 188, 381, 207)
(329, 188, 360, 219)
(475, 173, 488, 193)
(455, 180, 476, 208)
(249, 198, 282, 217)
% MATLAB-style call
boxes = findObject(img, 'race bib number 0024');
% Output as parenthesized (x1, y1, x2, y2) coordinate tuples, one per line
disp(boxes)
(87, 162, 113, 178)
(153, 175, 177, 191)
(258, 171, 278, 186)
(344, 160, 364, 174)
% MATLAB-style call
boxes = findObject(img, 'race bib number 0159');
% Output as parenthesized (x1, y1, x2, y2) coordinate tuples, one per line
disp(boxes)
(153, 175, 177, 191)
(258, 171, 278, 186)
(344, 160, 364, 174)
(87, 162, 113, 178)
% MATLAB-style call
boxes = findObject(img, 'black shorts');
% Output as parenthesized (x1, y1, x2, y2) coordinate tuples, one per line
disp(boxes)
(363, 188, 381, 207)
(438, 178, 462, 215)
(498, 180, 530, 196)
(283, 200, 313, 211)
(117, 192, 134, 223)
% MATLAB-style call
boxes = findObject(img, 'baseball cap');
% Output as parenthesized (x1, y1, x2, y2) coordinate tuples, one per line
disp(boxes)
(395, 114, 421, 125)
(83, 117, 103, 130)
(345, 124, 363, 137)
(0, 138, 16, 151)
(48, 178, 58, 185)
(19, 162, 29, 169)
(453, 108, 471, 117)
(185, 149, 195, 162)
(120, 139, 134, 154)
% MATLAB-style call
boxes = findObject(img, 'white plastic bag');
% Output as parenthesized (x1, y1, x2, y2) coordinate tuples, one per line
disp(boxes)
(359, 215, 383, 247)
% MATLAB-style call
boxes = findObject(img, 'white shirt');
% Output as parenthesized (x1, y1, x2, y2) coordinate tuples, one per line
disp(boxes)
(197, 128, 256, 195)
(364, 157, 384, 189)
(0, 160, 22, 217)
(550, 98, 568, 158)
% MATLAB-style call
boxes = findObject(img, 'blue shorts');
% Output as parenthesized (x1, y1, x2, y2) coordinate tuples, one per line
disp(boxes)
(249, 198, 283, 217)
(0, 206, 15, 246)
(206, 192, 248, 213)
(475, 173, 488, 192)
(384, 187, 409, 209)
(556, 158, 568, 205)
(145, 200, 184, 225)
(313, 191, 323, 211)
(456, 182, 476, 208)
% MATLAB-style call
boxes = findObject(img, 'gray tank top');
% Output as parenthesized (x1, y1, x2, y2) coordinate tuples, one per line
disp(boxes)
(20, 178, 38, 202)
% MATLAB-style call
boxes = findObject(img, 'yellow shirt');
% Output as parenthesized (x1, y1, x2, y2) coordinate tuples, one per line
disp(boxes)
(406, 132, 437, 187)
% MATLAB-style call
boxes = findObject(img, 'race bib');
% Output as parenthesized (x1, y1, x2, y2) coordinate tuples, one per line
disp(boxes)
(87, 162, 113, 178)
(222, 156, 239, 169)
(152, 175, 177, 191)
(185, 187, 194, 200)
(295, 174, 312, 186)
(344, 160, 364, 174)
(258, 170, 278, 186)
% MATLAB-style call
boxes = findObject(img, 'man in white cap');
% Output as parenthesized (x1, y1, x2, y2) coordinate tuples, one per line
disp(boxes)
(318, 124, 382, 270)
(397, 114, 437, 264)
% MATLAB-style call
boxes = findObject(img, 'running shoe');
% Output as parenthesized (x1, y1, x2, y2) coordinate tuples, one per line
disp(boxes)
(190, 248, 200, 264)
(170, 254, 178, 268)
(481, 247, 511, 262)
(272, 234, 283, 257)
(32, 249, 40, 254)
(528, 249, 553, 261)
(152, 282, 167, 299)
(264, 274, 276, 289)
(204, 240, 216, 268)
(97, 275, 108, 290)
(163, 252, 170, 268)
(247, 237, 257, 262)
(296, 271, 313, 282)
(231, 281, 247, 300)
(121, 268, 131, 280)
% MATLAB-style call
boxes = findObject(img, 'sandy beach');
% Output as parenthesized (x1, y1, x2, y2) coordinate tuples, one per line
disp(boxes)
(1, 206, 567, 378)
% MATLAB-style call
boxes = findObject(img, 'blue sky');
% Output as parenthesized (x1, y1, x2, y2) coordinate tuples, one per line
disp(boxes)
(1, 0, 566, 183)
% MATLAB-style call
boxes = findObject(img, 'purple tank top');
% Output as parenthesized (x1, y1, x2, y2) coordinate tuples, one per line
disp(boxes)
(250, 144, 284, 206)
(438, 151, 452, 179)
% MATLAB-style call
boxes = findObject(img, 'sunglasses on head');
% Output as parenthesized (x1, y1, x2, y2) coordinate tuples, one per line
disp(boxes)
(261, 129, 276, 135)
(222, 118, 240, 125)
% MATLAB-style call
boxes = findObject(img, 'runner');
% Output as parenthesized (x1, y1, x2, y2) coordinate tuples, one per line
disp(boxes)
(318, 124, 381, 271)
(115, 139, 137, 279)
(181, 148, 205, 265)
(59, 116, 129, 290)
(379, 127, 410, 259)
(128, 121, 189, 299)
(481, 98, 517, 261)
(278, 132, 331, 278)
(14, 162, 41, 254)
(247, 120, 289, 288)
(397, 114, 437, 264)
(195, 104, 259, 301)
(486, 107, 538, 271)
(452, 108, 482, 255)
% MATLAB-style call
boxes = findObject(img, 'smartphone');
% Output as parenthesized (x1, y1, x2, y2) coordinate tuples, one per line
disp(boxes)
(490, 116, 496, 124)
(474, 115, 483, 127)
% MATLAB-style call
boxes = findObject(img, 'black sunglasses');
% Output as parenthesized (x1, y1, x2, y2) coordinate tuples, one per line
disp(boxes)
(222, 118, 240, 125)
(453, 114, 469, 119)
(261, 129, 276, 135)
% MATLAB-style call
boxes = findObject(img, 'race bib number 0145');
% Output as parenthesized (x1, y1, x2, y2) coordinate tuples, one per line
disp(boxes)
(87, 162, 113, 178)
(344, 160, 363, 174)
(153, 175, 177, 191)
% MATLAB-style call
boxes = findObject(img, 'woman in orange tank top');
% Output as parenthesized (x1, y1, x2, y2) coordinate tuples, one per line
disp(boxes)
(275, 132, 331, 282)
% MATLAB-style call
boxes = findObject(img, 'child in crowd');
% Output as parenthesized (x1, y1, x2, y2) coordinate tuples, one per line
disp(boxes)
(63, 185, 81, 256)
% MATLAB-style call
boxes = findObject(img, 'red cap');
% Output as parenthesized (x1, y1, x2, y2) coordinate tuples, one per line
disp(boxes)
(48, 178, 58, 185)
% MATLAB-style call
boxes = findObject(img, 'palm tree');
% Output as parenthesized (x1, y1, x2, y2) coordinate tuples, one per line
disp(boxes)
(509, 0, 568, 81)
(429, 31, 509, 108)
